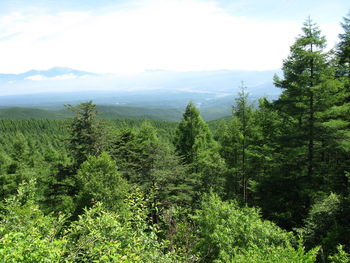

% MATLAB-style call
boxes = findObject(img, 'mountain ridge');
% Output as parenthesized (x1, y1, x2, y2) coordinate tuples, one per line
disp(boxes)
(0, 68, 281, 120)
(0, 67, 96, 80)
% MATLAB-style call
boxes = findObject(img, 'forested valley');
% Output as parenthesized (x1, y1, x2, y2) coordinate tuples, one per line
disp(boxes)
(1, 15, 350, 263)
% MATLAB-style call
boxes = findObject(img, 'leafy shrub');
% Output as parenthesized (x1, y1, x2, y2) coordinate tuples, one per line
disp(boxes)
(192, 193, 317, 263)
(0, 180, 66, 262)
(329, 245, 350, 263)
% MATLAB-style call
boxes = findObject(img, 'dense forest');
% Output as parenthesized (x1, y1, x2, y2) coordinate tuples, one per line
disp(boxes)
(1, 14, 350, 262)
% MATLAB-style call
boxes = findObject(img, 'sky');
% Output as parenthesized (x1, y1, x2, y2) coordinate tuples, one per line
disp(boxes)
(0, 0, 348, 74)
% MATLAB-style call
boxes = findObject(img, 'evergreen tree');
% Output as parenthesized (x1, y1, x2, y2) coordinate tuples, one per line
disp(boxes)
(330, 11, 350, 155)
(267, 18, 335, 228)
(110, 122, 194, 212)
(174, 102, 226, 197)
(232, 84, 254, 203)
(296, 12, 350, 257)
(109, 127, 139, 182)
(66, 101, 105, 166)
(274, 17, 328, 181)
(336, 11, 350, 79)
(218, 86, 259, 203)
(174, 101, 215, 165)
(75, 152, 128, 214)
(109, 121, 164, 186)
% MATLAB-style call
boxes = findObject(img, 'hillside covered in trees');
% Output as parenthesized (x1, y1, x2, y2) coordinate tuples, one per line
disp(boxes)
(1, 14, 350, 262)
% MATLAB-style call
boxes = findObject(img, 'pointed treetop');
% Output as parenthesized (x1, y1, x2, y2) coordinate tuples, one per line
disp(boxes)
(295, 17, 326, 51)
(174, 101, 214, 164)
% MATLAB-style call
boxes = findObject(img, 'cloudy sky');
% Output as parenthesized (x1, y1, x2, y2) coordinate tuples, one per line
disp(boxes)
(0, 0, 348, 74)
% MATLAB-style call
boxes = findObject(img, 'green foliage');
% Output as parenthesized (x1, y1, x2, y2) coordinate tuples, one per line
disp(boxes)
(0, 107, 68, 119)
(297, 192, 350, 261)
(109, 121, 163, 185)
(66, 101, 106, 166)
(75, 152, 129, 214)
(0, 105, 183, 122)
(110, 121, 194, 209)
(329, 245, 350, 263)
(174, 101, 215, 164)
(336, 12, 350, 78)
(174, 102, 227, 199)
(0, 180, 67, 262)
(161, 206, 200, 261)
(64, 202, 181, 262)
(2, 13, 350, 261)
(229, 241, 318, 263)
(265, 18, 342, 230)
(194, 148, 227, 195)
(192, 193, 297, 262)
(230, 85, 257, 203)
(0, 180, 182, 263)
(298, 193, 341, 246)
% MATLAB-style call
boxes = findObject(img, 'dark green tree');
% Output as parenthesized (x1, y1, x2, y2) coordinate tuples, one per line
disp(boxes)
(43, 102, 105, 215)
(174, 101, 215, 165)
(110, 121, 194, 214)
(232, 84, 254, 203)
(218, 86, 261, 203)
(306, 27, 350, 255)
(75, 152, 129, 214)
(174, 102, 226, 197)
(336, 11, 350, 79)
(66, 101, 105, 166)
(274, 17, 328, 181)
(260, 18, 339, 229)
(329, 11, 350, 155)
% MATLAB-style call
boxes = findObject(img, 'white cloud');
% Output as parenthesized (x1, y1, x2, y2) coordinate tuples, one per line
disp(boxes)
(0, 0, 343, 74)
(52, 73, 78, 80)
(322, 22, 342, 50)
(25, 73, 79, 81)
(26, 74, 46, 80)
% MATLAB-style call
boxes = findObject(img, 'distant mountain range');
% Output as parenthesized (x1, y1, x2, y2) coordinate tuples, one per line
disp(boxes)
(0, 67, 96, 82)
(0, 67, 282, 121)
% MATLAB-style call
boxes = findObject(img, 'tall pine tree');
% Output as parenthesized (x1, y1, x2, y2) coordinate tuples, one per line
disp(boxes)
(174, 102, 226, 197)
(274, 17, 328, 181)
(174, 101, 215, 165)
(267, 18, 334, 228)
(66, 101, 105, 167)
